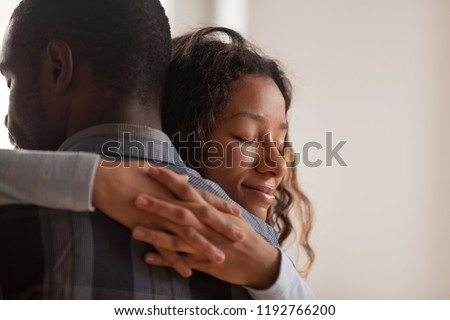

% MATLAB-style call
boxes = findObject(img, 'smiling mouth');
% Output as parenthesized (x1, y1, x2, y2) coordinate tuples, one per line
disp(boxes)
(241, 184, 276, 204)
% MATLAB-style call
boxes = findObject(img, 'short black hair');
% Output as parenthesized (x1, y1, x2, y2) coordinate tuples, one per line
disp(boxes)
(10, 0, 171, 104)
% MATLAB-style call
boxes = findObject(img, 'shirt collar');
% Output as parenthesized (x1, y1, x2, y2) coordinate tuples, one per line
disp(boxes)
(58, 123, 185, 167)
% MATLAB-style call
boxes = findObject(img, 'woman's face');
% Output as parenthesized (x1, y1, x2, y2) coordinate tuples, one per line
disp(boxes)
(199, 75, 288, 220)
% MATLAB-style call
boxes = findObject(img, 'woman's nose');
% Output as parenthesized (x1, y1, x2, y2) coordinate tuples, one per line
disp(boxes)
(255, 134, 287, 178)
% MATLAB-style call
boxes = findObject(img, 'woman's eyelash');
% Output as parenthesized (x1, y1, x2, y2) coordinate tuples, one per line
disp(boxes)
(235, 136, 258, 145)
(234, 137, 287, 154)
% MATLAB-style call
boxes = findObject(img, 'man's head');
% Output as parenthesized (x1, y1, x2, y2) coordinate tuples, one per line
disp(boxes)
(0, 0, 171, 150)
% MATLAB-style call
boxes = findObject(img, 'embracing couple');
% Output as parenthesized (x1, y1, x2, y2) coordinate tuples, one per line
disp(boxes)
(0, 0, 314, 299)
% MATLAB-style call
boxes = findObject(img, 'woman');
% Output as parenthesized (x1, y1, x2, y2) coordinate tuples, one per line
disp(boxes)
(161, 27, 314, 275)
(120, 27, 314, 295)
(0, 27, 313, 298)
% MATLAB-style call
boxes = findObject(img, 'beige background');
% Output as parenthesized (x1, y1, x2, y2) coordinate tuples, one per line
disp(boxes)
(1, 0, 449, 299)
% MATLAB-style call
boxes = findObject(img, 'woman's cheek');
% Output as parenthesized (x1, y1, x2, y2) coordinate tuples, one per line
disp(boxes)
(237, 145, 259, 169)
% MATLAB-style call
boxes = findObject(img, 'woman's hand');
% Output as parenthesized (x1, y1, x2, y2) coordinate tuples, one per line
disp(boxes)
(130, 167, 280, 289)
(92, 160, 245, 275)
(135, 207, 280, 289)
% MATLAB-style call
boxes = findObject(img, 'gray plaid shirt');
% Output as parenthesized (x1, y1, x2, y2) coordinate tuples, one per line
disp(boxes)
(0, 124, 280, 299)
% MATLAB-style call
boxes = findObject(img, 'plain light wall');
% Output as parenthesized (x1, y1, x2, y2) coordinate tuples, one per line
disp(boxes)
(247, 0, 450, 299)
(165, 0, 450, 299)
(0, 0, 449, 299)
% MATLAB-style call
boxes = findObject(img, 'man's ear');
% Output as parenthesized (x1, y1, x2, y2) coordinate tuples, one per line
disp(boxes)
(46, 40, 73, 93)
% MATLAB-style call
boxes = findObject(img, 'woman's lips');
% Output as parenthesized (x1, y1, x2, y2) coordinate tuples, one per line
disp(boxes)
(241, 184, 276, 204)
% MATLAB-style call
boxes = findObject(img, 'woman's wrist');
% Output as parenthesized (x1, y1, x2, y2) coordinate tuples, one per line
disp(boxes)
(246, 244, 281, 290)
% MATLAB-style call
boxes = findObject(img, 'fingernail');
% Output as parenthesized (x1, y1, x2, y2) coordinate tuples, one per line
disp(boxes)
(214, 250, 225, 263)
(135, 196, 149, 207)
(181, 267, 193, 278)
(145, 255, 156, 264)
(232, 206, 241, 216)
(133, 227, 146, 239)
(233, 227, 245, 241)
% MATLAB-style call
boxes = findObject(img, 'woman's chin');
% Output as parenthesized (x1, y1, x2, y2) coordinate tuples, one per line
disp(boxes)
(241, 203, 268, 221)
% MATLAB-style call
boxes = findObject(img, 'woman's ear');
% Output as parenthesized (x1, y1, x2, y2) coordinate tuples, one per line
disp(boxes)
(46, 40, 73, 93)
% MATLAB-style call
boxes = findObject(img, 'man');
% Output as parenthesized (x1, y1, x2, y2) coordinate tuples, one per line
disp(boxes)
(0, 0, 313, 299)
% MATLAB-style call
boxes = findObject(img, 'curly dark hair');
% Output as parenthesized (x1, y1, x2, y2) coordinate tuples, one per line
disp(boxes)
(9, 0, 171, 105)
(162, 27, 314, 275)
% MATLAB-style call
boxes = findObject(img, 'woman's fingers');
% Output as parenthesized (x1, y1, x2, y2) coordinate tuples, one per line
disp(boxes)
(143, 252, 192, 277)
(147, 167, 241, 217)
(144, 252, 211, 277)
(147, 249, 193, 278)
(147, 166, 202, 203)
(134, 195, 228, 262)
(132, 223, 225, 264)
(196, 189, 242, 217)
(143, 252, 168, 266)
(172, 201, 245, 242)
(133, 226, 194, 253)
(135, 193, 245, 243)
(135, 194, 198, 226)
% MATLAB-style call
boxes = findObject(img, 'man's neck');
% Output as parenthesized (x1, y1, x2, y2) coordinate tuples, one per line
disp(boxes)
(95, 102, 163, 130)
(66, 99, 162, 139)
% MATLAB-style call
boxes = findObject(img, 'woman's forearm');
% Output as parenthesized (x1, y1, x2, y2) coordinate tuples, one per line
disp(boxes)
(245, 250, 316, 300)
(0, 149, 99, 211)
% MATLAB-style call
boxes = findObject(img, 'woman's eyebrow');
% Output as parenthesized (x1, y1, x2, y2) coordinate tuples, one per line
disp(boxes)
(230, 112, 288, 130)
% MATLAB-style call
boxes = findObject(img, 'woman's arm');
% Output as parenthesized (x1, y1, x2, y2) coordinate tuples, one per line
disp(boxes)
(244, 250, 316, 300)
(133, 196, 316, 299)
(0, 150, 243, 267)
(0, 149, 99, 211)
(129, 168, 316, 299)
(0, 149, 313, 298)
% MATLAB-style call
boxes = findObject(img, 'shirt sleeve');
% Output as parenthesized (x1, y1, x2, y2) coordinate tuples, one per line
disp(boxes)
(0, 149, 100, 212)
(244, 249, 316, 300)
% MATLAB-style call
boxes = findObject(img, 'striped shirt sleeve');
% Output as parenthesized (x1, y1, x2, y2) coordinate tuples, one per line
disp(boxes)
(0, 149, 99, 212)
(245, 250, 316, 300)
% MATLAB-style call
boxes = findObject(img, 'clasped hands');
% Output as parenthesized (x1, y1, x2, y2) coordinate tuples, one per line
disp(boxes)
(93, 161, 280, 290)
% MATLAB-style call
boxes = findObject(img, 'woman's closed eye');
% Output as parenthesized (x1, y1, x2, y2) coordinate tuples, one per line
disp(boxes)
(234, 136, 259, 147)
